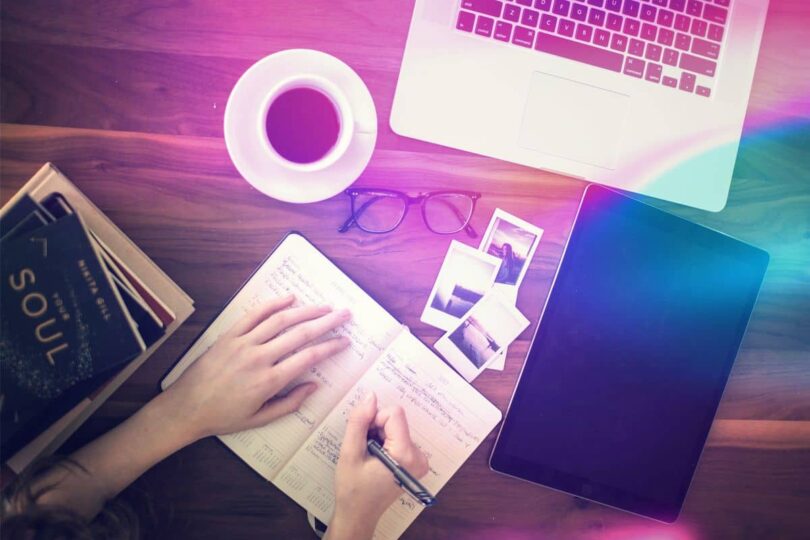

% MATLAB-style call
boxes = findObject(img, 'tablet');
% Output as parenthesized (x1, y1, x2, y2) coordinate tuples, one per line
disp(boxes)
(490, 185, 769, 522)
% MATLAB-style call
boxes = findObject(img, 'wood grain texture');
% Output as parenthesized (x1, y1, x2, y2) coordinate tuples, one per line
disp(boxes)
(2, 1, 809, 538)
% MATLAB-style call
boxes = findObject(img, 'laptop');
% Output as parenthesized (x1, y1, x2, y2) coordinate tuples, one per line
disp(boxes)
(391, 0, 770, 211)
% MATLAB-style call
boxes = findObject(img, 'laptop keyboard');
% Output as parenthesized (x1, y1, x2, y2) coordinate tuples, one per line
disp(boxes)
(455, 0, 730, 97)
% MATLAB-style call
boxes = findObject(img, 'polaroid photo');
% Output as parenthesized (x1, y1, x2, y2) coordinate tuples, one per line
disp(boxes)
(479, 209, 542, 371)
(421, 240, 502, 332)
(479, 209, 543, 289)
(434, 289, 530, 382)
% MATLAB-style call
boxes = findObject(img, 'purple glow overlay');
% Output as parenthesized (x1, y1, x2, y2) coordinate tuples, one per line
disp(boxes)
(455, 522, 698, 540)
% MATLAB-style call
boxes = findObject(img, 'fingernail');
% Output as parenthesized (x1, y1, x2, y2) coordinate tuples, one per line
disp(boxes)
(363, 392, 376, 404)
(338, 309, 351, 320)
(306, 383, 318, 395)
(339, 336, 351, 347)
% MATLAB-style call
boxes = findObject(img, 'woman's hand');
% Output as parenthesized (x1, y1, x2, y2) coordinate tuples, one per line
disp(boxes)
(326, 393, 429, 540)
(163, 294, 351, 441)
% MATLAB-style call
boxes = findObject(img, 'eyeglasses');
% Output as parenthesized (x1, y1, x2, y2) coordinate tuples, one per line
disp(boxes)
(338, 188, 481, 237)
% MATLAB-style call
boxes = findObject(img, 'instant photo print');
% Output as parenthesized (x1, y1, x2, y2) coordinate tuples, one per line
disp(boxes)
(435, 289, 530, 382)
(421, 240, 501, 332)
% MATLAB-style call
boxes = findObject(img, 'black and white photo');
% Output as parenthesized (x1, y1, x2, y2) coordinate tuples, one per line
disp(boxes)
(421, 240, 501, 331)
(435, 290, 530, 382)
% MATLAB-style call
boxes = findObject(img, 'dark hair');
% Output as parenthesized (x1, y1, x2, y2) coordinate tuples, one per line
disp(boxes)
(1, 457, 141, 540)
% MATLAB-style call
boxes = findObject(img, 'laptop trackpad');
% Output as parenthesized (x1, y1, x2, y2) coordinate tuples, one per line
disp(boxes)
(519, 72, 630, 170)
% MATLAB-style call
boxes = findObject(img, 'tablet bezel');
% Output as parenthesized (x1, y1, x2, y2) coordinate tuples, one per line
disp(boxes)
(489, 185, 769, 523)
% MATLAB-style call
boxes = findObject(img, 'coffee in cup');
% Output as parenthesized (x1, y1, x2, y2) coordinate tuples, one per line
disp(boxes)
(264, 87, 341, 165)
(260, 75, 356, 173)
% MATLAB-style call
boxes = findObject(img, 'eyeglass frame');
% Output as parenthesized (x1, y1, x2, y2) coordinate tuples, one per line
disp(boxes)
(338, 188, 481, 237)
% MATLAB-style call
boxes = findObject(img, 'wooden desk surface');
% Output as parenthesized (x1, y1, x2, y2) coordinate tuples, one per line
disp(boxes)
(2, 1, 809, 538)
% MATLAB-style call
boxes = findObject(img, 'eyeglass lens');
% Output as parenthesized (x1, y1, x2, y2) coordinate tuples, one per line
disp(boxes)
(423, 193, 474, 234)
(353, 192, 407, 233)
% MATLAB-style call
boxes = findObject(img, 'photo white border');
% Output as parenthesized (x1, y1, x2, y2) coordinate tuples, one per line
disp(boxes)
(434, 289, 530, 382)
(479, 208, 544, 289)
(420, 240, 502, 332)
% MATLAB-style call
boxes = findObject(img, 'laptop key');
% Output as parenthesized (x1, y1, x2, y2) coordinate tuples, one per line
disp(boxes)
(624, 56, 645, 77)
(576, 23, 594, 42)
(657, 9, 674, 27)
(702, 3, 727, 24)
(696, 85, 711, 97)
(690, 18, 707, 37)
(707, 23, 723, 42)
(663, 47, 679, 65)
(540, 13, 558, 31)
(553, 0, 571, 17)
(559, 19, 576, 37)
(658, 28, 674, 46)
(680, 51, 716, 76)
(623, 0, 640, 17)
(686, 0, 702, 17)
(504, 4, 521, 22)
(663, 75, 678, 87)
(462, 0, 504, 17)
(606, 12, 623, 30)
(692, 37, 719, 59)
(495, 21, 513, 41)
(629, 38, 645, 56)
(522, 8, 540, 26)
(645, 62, 663, 82)
(611, 33, 629, 52)
(679, 71, 696, 92)
(675, 32, 691, 50)
(457, 10, 476, 32)
(535, 31, 624, 71)
(641, 23, 657, 41)
(572, 3, 588, 21)
(513, 26, 536, 46)
(536, 0, 553, 12)
(594, 28, 611, 46)
(640, 4, 657, 22)
(589, 8, 606, 26)
(674, 13, 690, 31)
(605, 0, 623, 12)
(476, 16, 495, 36)
(670, 0, 686, 12)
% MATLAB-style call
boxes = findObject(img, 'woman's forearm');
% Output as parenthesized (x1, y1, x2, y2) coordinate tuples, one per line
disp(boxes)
(33, 389, 199, 518)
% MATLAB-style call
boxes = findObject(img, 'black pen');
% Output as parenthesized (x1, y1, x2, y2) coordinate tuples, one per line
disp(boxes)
(367, 439, 437, 507)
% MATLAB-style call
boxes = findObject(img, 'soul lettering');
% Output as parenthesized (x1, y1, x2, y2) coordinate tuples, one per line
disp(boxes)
(9, 268, 69, 366)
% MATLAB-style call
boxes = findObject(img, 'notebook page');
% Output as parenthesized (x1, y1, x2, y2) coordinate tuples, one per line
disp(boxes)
(161, 233, 402, 480)
(274, 329, 503, 540)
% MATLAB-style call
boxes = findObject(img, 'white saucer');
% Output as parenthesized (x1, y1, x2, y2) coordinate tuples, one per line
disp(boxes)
(224, 50, 377, 204)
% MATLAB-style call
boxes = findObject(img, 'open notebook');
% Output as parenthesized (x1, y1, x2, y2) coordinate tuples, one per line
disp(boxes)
(161, 233, 502, 539)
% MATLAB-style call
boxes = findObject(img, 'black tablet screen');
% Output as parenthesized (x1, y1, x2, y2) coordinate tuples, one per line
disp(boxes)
(491, 186, 768, 521)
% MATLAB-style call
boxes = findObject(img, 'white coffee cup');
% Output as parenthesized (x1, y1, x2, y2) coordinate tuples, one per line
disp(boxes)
(259, 75, 360, 172)
(224, 49, 378, 203)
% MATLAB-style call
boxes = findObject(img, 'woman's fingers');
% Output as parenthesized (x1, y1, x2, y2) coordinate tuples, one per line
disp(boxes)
(246, 304, 332, 344)
(341, 393, 378, 463)
(273, 336, 350, 383)
(374, 406, 412, 449)
(225, 294, 295, 338)
(263, 309, 351, 362)
(246, 383, 318, 429)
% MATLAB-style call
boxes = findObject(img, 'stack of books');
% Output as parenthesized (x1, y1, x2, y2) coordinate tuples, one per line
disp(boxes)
(0, 163, 194, 478)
